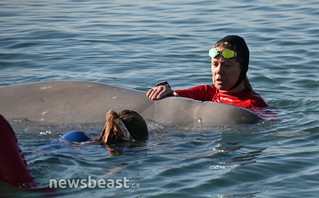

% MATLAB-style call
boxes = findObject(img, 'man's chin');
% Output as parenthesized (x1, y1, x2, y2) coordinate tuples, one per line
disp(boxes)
(215, 85, 228, 91)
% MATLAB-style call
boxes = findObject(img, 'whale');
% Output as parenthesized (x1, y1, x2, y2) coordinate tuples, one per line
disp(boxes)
(0, 81, 264, 126)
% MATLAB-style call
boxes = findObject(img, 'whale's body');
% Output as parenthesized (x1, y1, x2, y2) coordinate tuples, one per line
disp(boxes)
(0, 81, 263, 126)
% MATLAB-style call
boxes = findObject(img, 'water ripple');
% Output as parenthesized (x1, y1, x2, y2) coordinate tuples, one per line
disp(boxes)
(1, 0, 319, 197)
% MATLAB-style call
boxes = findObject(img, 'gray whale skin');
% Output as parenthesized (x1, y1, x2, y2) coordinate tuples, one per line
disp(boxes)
(0, 81, 264, 126)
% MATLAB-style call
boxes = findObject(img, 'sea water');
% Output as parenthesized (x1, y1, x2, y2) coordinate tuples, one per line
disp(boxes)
(0, 0, 319, 197)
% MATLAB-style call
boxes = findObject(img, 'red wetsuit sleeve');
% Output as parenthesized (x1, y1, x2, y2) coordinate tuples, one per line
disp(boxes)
(175, 85, 216, 101)
(0, 115, 35, 187)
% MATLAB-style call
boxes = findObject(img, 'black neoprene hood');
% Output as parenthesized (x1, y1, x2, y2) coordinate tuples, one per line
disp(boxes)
(216, 35, 250, 90)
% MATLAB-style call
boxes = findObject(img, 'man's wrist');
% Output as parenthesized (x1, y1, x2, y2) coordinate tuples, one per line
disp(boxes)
(156, 81, 171, 89)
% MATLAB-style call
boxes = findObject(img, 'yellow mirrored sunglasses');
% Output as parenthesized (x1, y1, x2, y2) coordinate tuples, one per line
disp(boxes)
(209, 48, 237, 59)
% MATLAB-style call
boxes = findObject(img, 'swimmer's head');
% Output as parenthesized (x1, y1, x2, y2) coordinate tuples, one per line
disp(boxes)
(118, 110, 148, 141)
(214, 35, 250, 91)
(98, 110, 148, 144)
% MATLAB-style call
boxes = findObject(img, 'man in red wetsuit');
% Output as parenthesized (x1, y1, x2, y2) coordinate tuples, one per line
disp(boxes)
(146, 35, 269, 113)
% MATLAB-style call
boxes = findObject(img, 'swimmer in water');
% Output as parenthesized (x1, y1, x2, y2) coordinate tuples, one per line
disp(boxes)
(0, 110, 147, 188)
(146, 35, 269, 115)
(61, 110, 149, 144)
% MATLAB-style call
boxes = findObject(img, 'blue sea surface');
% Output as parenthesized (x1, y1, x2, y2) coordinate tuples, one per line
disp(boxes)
(1, 0, 319, 197)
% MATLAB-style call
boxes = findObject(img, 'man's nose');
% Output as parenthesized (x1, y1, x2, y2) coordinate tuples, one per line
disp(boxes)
(215, 62, 225, 74)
